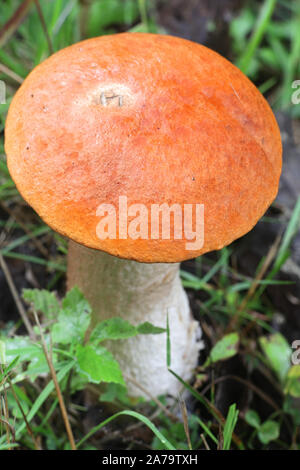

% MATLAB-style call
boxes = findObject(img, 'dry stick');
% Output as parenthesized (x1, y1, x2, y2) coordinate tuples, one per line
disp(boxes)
(34, 0, 54, 55)
(227, 234, 282, 332)
(1, 391, 12, 449)
(0, 416, 15, 446)
(0, 63, 24, 84)
(0, 252, 36, 340)
(179, 395, 192, 450)
(0, 0, 34, 48)
(0, 364, 12, 449)
(217, 424, 223, 450)
(79, 0, 91, 39)
(201, 433, 210, 450)
(7, 377, 40, 450)
(32, 311, 77, 450)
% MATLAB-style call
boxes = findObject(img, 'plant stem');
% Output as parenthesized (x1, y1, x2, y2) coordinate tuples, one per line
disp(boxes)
(237, 0, 277, 74)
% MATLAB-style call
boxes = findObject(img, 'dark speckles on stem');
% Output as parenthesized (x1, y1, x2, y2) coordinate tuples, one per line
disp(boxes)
(192, 177, 195, 181)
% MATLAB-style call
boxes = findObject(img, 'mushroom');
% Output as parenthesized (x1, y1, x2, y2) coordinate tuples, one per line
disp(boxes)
(5, 33, 282, 397)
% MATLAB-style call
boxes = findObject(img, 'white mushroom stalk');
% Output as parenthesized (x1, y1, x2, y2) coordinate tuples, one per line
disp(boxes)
(67, 241, 202, 397)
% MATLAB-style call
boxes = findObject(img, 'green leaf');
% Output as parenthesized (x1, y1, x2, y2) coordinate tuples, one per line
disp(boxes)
(62, 287, 88, 311)
(258, 420, 280, 445)
(90, 317, 137, 343)
(137, 322, 165, 335)
(23, 288, 60, 318)
(259, 333, 291, 383)
(223, 403, 239, 450)
(209, 333, 239, 364)
(2, 335, 56, 381)
(52, 288, 91, 344)
(4, 336, 43, 363)
(245, 409, 261, 429)
(99, 383, 129, 404)
(75, 344, 124, 385)
(90, 317, 165, 343)
(0, 356, 19, 383)
(284, 365, 300, 398)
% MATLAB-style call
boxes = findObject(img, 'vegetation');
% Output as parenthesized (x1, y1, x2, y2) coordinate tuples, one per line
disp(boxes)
(0, 0, 300, 450)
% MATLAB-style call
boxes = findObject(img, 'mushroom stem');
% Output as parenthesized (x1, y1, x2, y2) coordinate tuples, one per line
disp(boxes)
(67, 241, 202, 397)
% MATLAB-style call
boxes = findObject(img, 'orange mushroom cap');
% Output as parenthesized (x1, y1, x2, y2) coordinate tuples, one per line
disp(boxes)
(5, 33, 282, 263)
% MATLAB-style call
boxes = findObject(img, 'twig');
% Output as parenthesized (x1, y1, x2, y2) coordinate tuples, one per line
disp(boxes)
(201, 433, 210, 450)
(138, 0, 149, 31)
(179, 395, 192, 450)
(34, 0, 53, 55)
(0, 0, 34, 48)
(8, 377, 40, 450)
(0, 374, 13, 449)
(32, 310, 77, 450)
(0, 252, 36, 340)
(0, 416, 15, 445)
(79, 0, 91, 40)
(0, 63, 24, 84)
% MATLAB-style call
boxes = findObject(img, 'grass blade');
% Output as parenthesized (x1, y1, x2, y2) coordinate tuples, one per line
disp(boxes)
(77, 409, 175, 450)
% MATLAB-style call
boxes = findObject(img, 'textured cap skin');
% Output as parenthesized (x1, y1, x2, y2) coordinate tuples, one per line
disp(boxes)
(5, 33, 282, 263)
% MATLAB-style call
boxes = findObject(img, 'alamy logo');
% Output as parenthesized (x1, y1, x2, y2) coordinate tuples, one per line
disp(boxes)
(291, 80, 300, 105)
(291, 340, 300, 365)
(96, 196, 204, 251)
(0, 80, 6, 104)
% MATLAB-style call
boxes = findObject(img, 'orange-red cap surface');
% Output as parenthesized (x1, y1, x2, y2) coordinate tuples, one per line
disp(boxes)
(5, 33, 282, 263)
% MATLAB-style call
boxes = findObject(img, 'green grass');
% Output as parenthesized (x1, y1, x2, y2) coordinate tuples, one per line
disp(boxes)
(0, 0, 300, 452)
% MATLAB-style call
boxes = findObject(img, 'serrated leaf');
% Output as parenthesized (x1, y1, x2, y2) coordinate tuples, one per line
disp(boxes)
(258, 420, 280, 445)
(259, 333, 291, 383)
(23, 289, 60, 318)
(209, 333, 239, 364)
(90, 318, 137, 343)
(62, 287, 89, 311)
(245, 409, 261, 429)
(75, 344, 124, 385)
(52, 287, 91, 344)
